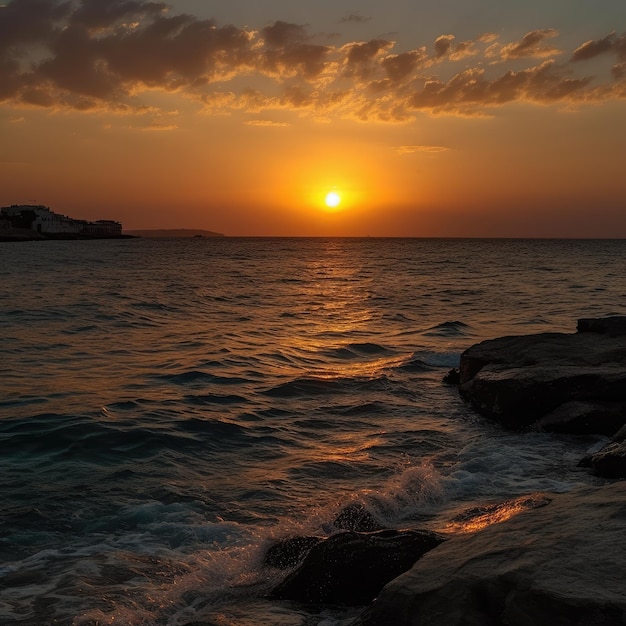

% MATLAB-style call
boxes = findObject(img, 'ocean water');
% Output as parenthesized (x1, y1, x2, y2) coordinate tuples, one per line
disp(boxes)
(1, 237, 625, 626)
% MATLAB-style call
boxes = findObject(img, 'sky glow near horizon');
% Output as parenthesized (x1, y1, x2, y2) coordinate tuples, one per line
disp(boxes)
(1, 0, 625, 236)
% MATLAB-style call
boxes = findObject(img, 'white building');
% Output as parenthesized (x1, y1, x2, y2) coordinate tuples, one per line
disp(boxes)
(33, 206, 82, 234)
(0, 205, 122, 236)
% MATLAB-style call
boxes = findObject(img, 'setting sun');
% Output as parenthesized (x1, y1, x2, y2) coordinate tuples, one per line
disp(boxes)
(325, 192, 341, 208)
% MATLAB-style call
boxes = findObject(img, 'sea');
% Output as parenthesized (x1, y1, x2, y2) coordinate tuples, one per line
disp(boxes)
(1, 237, 625, 626)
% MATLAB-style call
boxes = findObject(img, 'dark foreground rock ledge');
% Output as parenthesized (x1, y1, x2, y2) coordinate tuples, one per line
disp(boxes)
(354, 481, 626, 626)
(458, 316, 626, 435)
(269, 529, 445, 606)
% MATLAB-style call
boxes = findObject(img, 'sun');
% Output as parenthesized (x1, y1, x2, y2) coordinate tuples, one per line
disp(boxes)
(325, 191, 341, 208)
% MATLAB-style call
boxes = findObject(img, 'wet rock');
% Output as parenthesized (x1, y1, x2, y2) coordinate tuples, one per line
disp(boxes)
(355, 481, 626, 626)
(270, 529, 445, 606)
(332, 503, 386, 532)
(458, 317, 626, 433)
(585, 440, 626, 478)
(538, 400, 626, 436)
(263, 535, 323, 569)
(442, 368, 460, 385)
(578, 315, 626, 337)
(613, 423, 626, 443)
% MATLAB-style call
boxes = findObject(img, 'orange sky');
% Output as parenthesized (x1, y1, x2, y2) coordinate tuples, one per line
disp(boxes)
(1, 0, 625, 236)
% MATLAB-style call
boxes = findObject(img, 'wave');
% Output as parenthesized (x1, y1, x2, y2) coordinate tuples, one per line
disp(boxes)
(153, 370, 253, 386)
(394, 357, 433, 372)
(318, 342, 394, 361)
(261, 374, 392, 398)
(288, 459, 387, 481)
(329, 401, 389, 416)
(422, 320, 472, 337)
(0, 412, 258, 462)
(347, 342, 394, 355)
(185, 393, 248, 405)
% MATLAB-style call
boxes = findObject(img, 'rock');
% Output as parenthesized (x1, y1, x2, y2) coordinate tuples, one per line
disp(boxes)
(332, 503, 386, 532)
(354, 481, 626, 626)
(263, 535, 323, 569)
(578, 316, 626, 337)
(270, 529, 445, 606)
(585, 440, 626, 478)
(538, 400, 626, 436)
(458, 317, 626, 433)
(263, 505, 385, 571)
(614, 423, 626, 443)
(442, 368, 460, 385)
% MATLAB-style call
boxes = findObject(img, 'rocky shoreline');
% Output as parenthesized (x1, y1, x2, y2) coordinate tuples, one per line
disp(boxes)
(249, 317, 626, 626)
(455, 315, 626, 478)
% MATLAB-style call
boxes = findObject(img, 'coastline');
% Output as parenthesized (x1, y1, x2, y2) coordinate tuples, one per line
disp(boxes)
(0, 228, 137, 242)
(260, 316, 626, 626)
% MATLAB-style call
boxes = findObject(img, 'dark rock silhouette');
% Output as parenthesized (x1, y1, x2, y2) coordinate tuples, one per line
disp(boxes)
(580, 440, 626, 478)
(263, 535, 323, 569)
(270, 529, 445, 605)
(458, 316, 626, 435)
(538, 400, 626, 436)
(331, 503, 386, 532)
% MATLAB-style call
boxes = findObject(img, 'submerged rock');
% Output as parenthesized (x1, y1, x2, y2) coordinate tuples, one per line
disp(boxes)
(355, 481, 626, 626)
(458, 317, 626, 434)
(270, 529, 445, 606)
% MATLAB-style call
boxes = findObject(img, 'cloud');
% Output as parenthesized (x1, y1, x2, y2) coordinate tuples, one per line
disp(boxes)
(572, 32, 626, 62)
(0, 1, 624, 121)
(434, 34, 455, 58)
(262, 20, 308, 47)
(138, 123, 177, 131)
(406, 61, 593, 114)
(245, 119, 290, 127)
(382, 49, 427, 82)
(613, 62, 626, 79)
(397, 145, 448, 154)
(340, 14, 372, 24)
(342, 39, 395, 80)
(491, 29, 561, 60)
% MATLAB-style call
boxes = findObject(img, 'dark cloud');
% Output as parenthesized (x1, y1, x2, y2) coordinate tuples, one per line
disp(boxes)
(613, 62, 626, 79)
(345, 39, 391, 65)
(572, 33, 616, 61)
(262, 42, 330, 79)
(572, 32, 626, 62)
(262, 21, 308, 47)
(340, 14, 371, 24)
(407, 61, 592, 113)
(382, 49, 426, 82)
(499, 29, 560, 59)
(72, 0, 166, 29)
(434, 34, 454, 57)
(0, 0, 624, 120)
(342, 39, 393, 80)
(260, 21, 329, 78)
(0, 0, 72, 52)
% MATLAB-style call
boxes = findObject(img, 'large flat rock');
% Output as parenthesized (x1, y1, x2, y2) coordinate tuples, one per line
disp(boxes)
(356, 481, 626, 626)
(458, 317, 626, 432)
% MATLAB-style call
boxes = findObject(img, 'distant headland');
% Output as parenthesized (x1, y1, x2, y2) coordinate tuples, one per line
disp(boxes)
(0, 204, 129, 241)
(124, 229, 225, 238)
(0, 206, 226, 241)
